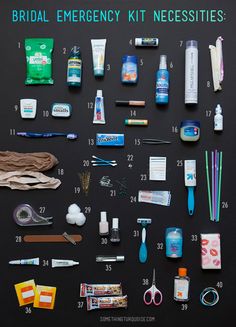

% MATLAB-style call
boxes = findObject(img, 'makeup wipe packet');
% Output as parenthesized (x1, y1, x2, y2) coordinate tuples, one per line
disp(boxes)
(25, 38, 54, 85)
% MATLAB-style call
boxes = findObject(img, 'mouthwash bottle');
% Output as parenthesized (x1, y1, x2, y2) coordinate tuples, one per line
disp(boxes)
(155, 55, 169, 104)
(67, 46, 82, 87)
(174, 268, 190, 302)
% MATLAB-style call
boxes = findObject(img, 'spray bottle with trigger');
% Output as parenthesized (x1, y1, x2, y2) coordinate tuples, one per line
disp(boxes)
(137, 218, 152, 263)
(184, 160, 196, 216)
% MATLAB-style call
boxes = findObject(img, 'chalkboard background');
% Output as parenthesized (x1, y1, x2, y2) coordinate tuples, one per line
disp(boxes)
(1, 1, 235, 326)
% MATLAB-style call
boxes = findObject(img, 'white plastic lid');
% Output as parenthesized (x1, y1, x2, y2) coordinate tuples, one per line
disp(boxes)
(116, 256, 125, 262)
(112, 218, 119, 229)
(100, 211, 107, 222)
(186, 40, 198, 48)
(215, 104, 222, 114)
(97, 90, 103, 97)
(159, 55, 167, 69)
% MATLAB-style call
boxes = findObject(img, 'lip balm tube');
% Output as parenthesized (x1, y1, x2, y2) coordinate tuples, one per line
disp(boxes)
(125, 119, 148, 126)
(91, 39, 106, 77)
(135, 38, 159, 47)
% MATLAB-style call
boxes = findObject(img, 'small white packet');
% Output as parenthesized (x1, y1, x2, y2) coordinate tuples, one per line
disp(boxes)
(138, 190, 171, 206)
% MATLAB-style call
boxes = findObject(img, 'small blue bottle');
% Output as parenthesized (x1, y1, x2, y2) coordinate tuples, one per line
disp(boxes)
(155, 55, 169, 104)
(121, 55, 138, 84)
(67, 46, 82, 87)
(165, 227, 183, 258)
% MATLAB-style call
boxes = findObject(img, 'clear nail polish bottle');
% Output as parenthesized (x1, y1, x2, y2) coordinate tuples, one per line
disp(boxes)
(99, 211, 109, 236)
(110, 218, 120, 243)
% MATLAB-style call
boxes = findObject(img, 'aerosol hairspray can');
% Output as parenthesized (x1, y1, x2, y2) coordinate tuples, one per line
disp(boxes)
(185, 40, 198, 104)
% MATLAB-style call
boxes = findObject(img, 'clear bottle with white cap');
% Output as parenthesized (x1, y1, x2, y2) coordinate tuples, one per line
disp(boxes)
(214, 104, 223, 131)
(185, 40, 198, 104)
(99, 211, 109, 236)
(110, 218, 120, 243)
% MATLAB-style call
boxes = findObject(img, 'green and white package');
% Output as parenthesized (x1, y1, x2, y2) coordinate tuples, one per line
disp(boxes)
(25, 38, 54, 85)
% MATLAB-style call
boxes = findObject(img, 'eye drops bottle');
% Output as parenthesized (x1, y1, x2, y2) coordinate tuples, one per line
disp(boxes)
(67, 46, 82, 87)
(174, 268, 190, 302)
(110, 218, 120, 243)
(214, 104, 223, 131)
(185, 40, 198, 104)
(155, 55, 169, 104)
(99, 211, 109, 236)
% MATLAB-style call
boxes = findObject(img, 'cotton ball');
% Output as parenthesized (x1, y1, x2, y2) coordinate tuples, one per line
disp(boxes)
(75, 213, 86, 226)
(66, 213, 77, 224)
(68, 203, 81, 214)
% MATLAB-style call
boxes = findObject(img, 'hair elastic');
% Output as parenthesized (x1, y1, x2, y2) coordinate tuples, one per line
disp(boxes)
(200, 287, 219, 306)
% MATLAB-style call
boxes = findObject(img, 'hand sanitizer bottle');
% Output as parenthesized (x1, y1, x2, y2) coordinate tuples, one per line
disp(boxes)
(174, 268, 190, 302)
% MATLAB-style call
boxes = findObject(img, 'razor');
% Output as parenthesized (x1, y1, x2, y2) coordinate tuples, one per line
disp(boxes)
(137, 218, 152, 263)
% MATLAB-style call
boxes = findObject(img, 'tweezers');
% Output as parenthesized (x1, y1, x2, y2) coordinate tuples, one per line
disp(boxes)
(142, 138, 171, 144)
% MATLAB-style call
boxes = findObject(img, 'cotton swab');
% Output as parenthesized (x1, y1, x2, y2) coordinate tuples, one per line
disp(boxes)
(205, 151, 213, 221)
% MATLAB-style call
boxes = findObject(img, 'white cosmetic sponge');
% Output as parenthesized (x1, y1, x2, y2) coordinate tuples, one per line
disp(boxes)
(68, 203, 81, 214)
(75, 213, 86, 226)
(66, 213, 77, 225)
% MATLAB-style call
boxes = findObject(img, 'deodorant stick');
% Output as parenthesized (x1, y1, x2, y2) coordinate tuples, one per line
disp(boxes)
(185, 40, 198, 104)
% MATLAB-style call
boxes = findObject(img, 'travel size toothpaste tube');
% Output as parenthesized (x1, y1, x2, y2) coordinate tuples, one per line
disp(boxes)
(86, 295, 128, 311)
(80, 283, 123, 297)
(96, 133, 124, 146)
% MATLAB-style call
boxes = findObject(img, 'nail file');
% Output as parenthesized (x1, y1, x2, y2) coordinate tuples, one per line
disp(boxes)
(184, 160, 196, 215)
(23, 234, 82, 243)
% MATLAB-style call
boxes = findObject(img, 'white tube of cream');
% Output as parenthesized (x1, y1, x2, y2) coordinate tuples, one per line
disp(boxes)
(9, 257, 40, 265)
(91, 39, 107, 76)
(93, 90, 105, 124)
(51, 259, 79, 268)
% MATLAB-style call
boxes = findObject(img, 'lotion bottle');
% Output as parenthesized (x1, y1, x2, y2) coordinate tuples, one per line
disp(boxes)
(155, 55, 169, 104)
(214, 104, 223, 131)
(185, 40, 198, 104)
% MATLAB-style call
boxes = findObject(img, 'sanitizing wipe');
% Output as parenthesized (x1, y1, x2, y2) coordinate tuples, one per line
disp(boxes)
(25, 38, 54, 85)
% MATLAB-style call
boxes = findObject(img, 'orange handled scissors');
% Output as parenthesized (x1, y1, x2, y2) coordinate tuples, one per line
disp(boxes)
(143, 268, 163, 306)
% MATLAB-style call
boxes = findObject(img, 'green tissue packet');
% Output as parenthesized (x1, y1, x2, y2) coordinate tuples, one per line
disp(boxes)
(25, 38, 54, 85)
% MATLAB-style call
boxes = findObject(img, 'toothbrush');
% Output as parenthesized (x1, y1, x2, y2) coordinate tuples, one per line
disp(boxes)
(16, 132, 78, 140)
(137, 218, 152, 263)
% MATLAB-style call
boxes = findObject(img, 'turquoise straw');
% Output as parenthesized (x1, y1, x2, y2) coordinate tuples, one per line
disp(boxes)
(217, 152, 223, 221)
(205, 151, 213, 221)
